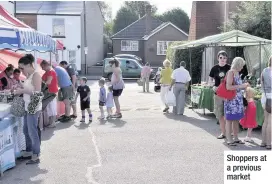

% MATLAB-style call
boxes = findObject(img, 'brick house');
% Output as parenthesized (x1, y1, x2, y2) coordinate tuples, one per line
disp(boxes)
(111, 6, 188, 67)
(189, 1, 240, 40)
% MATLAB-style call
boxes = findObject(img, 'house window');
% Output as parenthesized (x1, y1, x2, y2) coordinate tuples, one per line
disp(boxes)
(52, 18, 65, 37)
(121, 40, 139, 51)
(157, 41, 174, 55)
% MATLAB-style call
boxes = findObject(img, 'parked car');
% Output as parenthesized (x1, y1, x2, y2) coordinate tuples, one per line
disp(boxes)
(114, 54, 144, 65)
(95, 54, 143, 67)
(102, 58, 154, 80)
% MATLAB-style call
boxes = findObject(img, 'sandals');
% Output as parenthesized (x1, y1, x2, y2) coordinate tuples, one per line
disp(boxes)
(227, 142, 236, 146)
(234, 140, 245, 144)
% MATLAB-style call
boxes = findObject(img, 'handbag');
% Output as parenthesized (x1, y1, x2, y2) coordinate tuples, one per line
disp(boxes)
(41, 82, 56, 111)
(216, 71, 236, 100)
(10, 95, 26, 117)
(262, 74, 271, 113)
(27, 91, 44, 114)
(154, 85, 161, 92)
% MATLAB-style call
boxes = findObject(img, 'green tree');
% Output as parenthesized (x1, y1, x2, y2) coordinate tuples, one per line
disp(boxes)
(98, 1, 112, 22)
(224, 1, 271, 39)
(112, 7, 138, 34)
(156, 8, 190, 33)
(124, 1, 157, 18)
(104, 21, 113, 36)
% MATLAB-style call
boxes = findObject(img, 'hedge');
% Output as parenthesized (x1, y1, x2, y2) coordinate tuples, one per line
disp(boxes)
(166, 41, 203, 84)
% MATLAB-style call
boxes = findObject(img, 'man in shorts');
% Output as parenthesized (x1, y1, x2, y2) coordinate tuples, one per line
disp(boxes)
(54, 66, 74, 122)
(59, 61, 78, 119)
(209, 51, 231, 139)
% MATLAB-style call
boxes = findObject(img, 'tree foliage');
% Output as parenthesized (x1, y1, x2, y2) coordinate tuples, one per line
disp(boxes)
(166, 42, 203, 84)
(112, 7, 138, 34)
(124, 1, 157, 18)
(98, 1, 112, 22)
(156, 8, 190, 33)
(224, 1, 271, 39)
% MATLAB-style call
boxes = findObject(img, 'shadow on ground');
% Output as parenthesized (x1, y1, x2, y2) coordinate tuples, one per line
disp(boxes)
(164, 110, 266, 151)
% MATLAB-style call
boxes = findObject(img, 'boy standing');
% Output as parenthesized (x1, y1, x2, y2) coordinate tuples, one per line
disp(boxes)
(98, 78, 106, 119)
(75, 77, 92, 123)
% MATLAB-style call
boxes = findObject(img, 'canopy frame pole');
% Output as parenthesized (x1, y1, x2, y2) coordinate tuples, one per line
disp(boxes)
(189, 47, 194, 110)
(204, 47, 207, 82)
(259, 42, 262, 78)
(50, 52, 52, 65)
(34, 51, 37, 69)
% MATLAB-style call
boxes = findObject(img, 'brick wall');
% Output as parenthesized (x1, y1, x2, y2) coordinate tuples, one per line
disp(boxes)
(188, 1, 240, 40)
(16, 14, 37, 29)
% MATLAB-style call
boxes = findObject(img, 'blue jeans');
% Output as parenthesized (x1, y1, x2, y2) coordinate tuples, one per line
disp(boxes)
(24, 111, 41, 155)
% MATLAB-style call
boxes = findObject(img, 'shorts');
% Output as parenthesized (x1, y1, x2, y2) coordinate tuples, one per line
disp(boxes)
(214, 94, 224, 119)
(70, 91, 77, 105)
(99, 101, 105, 106)
(113, 89, 123, 97)
(80, 101, 90, 110)
(60, 86, 74, 101)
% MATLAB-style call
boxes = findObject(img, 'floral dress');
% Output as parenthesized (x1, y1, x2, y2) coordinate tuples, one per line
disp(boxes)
(224, 74, 244, 121)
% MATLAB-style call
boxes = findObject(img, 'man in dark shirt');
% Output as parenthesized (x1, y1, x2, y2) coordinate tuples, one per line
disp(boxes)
(60, 61, 78, 119)
(209, 50, 231, 139)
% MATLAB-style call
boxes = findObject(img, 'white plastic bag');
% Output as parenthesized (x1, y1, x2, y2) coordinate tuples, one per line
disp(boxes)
(165, 90, 176, 106)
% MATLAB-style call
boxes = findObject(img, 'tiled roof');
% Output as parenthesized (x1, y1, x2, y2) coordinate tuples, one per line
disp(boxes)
(111, 15, 163, 39)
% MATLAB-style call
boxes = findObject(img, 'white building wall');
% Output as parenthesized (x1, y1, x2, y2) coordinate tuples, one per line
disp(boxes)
(0, 1, 14, 15)
(83, 1, 104, 67)
(37, 15, 82, 70)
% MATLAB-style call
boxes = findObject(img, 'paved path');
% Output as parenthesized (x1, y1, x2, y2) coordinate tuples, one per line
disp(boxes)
(0, 81, 265, 184)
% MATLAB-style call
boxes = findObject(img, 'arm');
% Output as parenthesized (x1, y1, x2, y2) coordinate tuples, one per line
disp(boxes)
(169, 70, 175, 90)
(226, 71, 246, 90)
(18, 73, 42, 95)
(75, 92, 79, 102)
(71, 75, 77, 89)
(45, 76, 53, 85)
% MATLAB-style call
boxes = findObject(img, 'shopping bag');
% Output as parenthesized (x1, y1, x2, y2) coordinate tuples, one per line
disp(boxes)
(137, 79, 143, 86)
(165, 90, 176, 106)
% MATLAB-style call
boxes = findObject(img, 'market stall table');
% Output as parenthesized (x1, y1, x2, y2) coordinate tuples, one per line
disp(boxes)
(191, 85, 264, 126)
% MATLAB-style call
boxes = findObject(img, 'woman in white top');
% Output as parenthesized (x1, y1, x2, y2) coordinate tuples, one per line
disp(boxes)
(14, 54, 42, 164)
(109, 58, 124, 118)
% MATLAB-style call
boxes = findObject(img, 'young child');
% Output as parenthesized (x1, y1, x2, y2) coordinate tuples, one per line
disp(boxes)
(98, 78, 106, 119)
(106, 85, 114, 119)
(75, 77, 92, 123)
(240, 87, 257, 143)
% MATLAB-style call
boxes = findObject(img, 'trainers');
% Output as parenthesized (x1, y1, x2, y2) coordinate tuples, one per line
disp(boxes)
(47, 123, 56, 128)
(217, 134, 226, 139)
(80, 119, 85, 123)
(70, 115, 77, 119)
(98, 116, 105, 120)
(163, 107, 169, 113)
(60, 116, 71, 123)
(26, 154, 40, 165)
(89, 119, 92, 123)
(244, 137, 254, 143)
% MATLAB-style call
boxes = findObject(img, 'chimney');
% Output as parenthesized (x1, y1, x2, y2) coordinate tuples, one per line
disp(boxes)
(145, 4, 152, 35)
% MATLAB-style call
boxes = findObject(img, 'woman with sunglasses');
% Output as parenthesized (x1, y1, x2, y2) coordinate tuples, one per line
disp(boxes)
(208, 51, 231, 139)
(14, 54, 42, 164)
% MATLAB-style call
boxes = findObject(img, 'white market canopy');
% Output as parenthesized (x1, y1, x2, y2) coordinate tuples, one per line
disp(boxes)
(172, 30, 272, 50)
